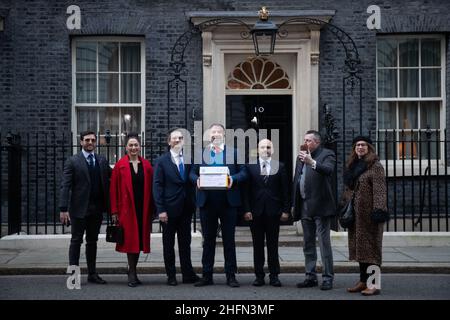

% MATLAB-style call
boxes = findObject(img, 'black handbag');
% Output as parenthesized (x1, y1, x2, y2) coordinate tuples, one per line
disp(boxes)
(338, 197, 355, 229)
(371, 209, 390, 223)
(106, 224, 124, 245)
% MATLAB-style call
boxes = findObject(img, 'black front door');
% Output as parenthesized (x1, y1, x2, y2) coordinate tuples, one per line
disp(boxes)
(226, 95, 293, 176)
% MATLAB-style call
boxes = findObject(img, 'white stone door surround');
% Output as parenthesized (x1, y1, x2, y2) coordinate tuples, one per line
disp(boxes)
(188, 10, 335, 162)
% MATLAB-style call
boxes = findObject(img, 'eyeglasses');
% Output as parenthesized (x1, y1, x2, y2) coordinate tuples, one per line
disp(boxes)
(83, 138, 96, 142)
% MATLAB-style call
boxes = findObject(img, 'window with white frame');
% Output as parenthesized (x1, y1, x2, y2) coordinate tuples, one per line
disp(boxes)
(377, 35, 445, 160)
(72, 37, 145, 163)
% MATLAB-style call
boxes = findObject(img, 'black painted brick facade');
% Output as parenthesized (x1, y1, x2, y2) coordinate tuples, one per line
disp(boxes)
(0, 0, 449, 232)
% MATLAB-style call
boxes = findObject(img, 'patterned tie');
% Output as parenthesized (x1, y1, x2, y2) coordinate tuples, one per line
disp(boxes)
(178, 156, 185, 180)
(87, 154, 94, 167)
(261, 161, 269, 183)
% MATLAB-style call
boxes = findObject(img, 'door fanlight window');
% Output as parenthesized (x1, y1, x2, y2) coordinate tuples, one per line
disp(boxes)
(227, 57, 291, 90)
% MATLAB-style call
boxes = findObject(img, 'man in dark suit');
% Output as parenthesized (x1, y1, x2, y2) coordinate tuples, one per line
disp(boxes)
(59, 131, 111, 284)
(190, 123, 248, 287)
(153, 128, 200, 286)
(292, 130, 336, 291)
(242, 139, 290, 287)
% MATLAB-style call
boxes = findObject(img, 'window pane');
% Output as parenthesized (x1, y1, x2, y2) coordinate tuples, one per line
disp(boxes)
(76, 73, 96, 103)
(378, 69, 397, 97)
(99, 107, 120, 133)
(399, 101, 418, 129)
(377, 39, 397, 67)
(121, 74, 141, 103)
(121, 107, 141, 134)
(378, 102, 396, 129)
(99, 42, 119, 72)
(76, 42, 97, 72)
(121, 43, 141, 72)
(420, 101, 440, 129)
(98, 108, 120, 163)
(421, 69, 441, 97)
(77, 108, 97, 133)
(399, 39, 418, 67)
(398, 131, 418, 160)
(99, 73, 119, 103)
(421, 39, 441, 67)
(400, 69, 418, 97)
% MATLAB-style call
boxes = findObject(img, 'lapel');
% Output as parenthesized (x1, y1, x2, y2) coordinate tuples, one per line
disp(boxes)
(77, 152, 90, 183)
(141, 156, 150, 216)
(256, 159, 270, 185)
(94, 154, 105, 185)
(268, 159, 279, 178)
(167, 151, 183, 181)
(118, 156, 134, 204)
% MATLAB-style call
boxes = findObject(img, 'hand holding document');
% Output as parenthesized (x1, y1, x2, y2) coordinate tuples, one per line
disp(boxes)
(199, 166, 230, 190)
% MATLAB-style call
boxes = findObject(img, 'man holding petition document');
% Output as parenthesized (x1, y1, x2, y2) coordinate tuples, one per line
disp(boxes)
(190, 123, 248, 287)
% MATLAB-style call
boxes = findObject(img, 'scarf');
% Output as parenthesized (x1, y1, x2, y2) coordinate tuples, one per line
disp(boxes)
(343, 158, 368, 190)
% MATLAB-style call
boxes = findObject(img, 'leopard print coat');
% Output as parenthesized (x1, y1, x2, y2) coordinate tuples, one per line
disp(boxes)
(341, 161, 387, 265)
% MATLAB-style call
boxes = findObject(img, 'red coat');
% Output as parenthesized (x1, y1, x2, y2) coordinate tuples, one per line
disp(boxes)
(110, 155, 154, 253)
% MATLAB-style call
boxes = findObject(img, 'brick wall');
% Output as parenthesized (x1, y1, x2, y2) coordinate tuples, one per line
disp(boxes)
(0, 0, 449, 231)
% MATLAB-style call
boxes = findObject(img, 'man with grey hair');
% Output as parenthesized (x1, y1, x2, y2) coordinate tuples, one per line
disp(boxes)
(190, 123, 248, 287)
(292, 130, 336, 290)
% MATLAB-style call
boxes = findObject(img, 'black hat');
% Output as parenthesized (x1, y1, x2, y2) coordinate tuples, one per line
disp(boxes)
(352, 135, 373, 146)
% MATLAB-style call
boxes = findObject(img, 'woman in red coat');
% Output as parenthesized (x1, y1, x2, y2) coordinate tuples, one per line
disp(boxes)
(110, 133, 154, 287)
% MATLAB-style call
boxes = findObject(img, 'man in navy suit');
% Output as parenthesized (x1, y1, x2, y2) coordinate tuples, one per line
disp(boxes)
(153, 128, 200, 286)
(190, 123, 248, 287)
(242, 139, 291, 287)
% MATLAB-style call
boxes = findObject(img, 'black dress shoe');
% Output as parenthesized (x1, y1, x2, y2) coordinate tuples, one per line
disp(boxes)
(167, 277, 178, 286)
(128, 280, 138, 287)
(252, 278, 265, 287)
(88, 274, 107, 284)
(226, 275, 240, 288)
(194, 277, 214, 287)
(182, 275, 200, 284)
(269, 277, 282, 287)
(320, 281, 333, 291)
(296, 279, 318, 288)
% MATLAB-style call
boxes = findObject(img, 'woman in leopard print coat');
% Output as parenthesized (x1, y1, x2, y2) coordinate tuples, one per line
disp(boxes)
(340, 136, 387, 296)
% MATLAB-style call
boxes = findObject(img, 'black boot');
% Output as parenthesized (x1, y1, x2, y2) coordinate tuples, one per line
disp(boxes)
(127, 253, 140, 287)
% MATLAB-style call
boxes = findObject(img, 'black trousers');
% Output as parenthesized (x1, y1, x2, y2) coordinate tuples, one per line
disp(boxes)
(69, 210, 103, 275)
(200, 193, 237, 277)
(250, 214, 280, 279)
(161, 211, 196, 279)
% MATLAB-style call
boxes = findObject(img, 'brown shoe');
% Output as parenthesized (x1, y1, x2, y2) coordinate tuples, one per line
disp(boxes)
(361, 287, 381, 296)
(346, 281, 367, 293)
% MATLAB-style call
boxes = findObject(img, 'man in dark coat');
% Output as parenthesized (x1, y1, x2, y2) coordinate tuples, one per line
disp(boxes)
(59, 131, 111, 284)
(190, 123, 248, 287)
(242, 139, 290, 287)
(292, 130, 336, 290)
(153, 128, 199, 286)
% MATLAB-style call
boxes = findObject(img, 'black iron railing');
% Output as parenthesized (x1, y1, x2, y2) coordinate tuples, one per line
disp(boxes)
(0, 129, 449, 237)
(334, 128, 449, 233)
